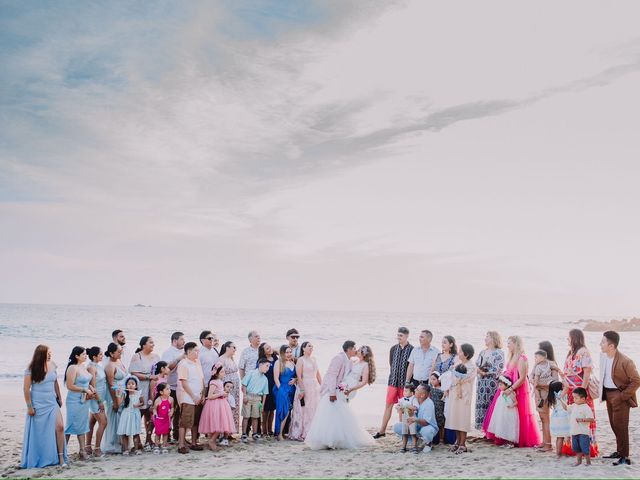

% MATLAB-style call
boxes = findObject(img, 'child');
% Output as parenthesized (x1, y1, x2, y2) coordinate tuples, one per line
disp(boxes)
(568, 387, 594, 466)
(396, 383, 419, 452)
(149, 361, 170, 404)
(220, 381, 236, 446)
(486, 375, 519, 448)
(529, 350, 559, 409)
(453, 363, 468, 399)
(199, 363, 235, 451)
(241, 359, 271, 443)
(548, 381, 570, 457)
(117, 376, 144, 455)
(428, 372, 446, 444)
(152, 382, 174, 454)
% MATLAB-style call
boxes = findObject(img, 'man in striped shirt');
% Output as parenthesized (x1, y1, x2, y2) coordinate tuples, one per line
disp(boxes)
(373, 326, 413, 438)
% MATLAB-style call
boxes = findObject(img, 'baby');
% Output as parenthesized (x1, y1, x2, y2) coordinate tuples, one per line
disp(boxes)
(528, 350, 559, 409)
(396, 383, 420, 451)
(453, 363, 468, 399)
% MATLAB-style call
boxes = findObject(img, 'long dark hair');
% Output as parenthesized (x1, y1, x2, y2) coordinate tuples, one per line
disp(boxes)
(135, 336, 151, 354)
(258, 342, 277, 362)
(443, 335, 457, 355)
(154, 361, 168, 375)
(538, 341, 556, 362)
(28, 345, 49, 384)
(567, 329, 586, 358)
(220, 341, 234, 356)
(87, 346, 101, 362)
(64, 346, 85, 381)
(123, 376, 139, 408)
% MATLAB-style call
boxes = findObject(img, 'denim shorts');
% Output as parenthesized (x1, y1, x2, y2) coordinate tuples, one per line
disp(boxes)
(571, 434, 590, 454)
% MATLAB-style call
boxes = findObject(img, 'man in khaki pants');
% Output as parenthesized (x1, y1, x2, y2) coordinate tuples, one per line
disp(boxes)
(599, 330, 640, 466)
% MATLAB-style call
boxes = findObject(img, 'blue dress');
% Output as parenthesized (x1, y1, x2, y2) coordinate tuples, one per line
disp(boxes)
(117, 390, 142, 436)
(88, 362, 107, 414)
(273, 366, 296, 435)
(101, 363, 127, 453)
(22, 367, 69, 468)
(64, 369, 92, 435)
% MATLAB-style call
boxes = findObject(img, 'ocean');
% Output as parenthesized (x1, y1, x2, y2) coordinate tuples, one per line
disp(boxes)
(1, 303, 635, 426)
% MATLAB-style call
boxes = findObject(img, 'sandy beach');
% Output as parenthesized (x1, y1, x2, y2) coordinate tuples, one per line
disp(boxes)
(3, 382, 640, 479)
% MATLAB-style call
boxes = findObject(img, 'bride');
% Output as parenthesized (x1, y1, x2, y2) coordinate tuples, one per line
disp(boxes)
(305, 345, 376, 450)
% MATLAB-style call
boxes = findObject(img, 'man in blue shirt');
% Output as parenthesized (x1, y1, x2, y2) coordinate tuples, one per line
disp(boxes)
(393, 384, 438, 452)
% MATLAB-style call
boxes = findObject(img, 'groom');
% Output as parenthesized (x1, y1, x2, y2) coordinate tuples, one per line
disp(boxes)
(321, 340, 357, 402)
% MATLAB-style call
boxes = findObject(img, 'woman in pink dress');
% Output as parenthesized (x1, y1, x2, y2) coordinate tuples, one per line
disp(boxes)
(484, 336, 541, 447)
(289, 342, 322, 441)
(199, 363, 235, 451)
(561, 329, 598, 457)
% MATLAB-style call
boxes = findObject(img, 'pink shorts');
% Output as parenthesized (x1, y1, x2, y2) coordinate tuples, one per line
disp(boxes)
(386, 386, 404, 405)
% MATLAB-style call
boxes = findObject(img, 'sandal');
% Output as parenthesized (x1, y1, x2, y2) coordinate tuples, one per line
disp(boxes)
(449, 444, 460, 452)
(455, 446, 468, 455)
(93, 448, 104, 458)
(153, 447, 160, 455)
(58, 453, 68, 468)
(122, 450, 130, 456)
(161, 448, 169, 454)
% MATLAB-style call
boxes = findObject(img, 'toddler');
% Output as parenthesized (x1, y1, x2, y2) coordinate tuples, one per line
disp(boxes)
(548, 381, 570, 457)
(568, 387, 594, 466)
(152, 383, 174, 454)
(486, 375, 519, 447)
(529, 350, 559, 409)
(396, 383, 419, 452)
(117, 376, 144, 454)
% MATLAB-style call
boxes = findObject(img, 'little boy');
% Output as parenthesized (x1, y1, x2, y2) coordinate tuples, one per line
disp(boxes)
(219, 381, 236, 446)
(241, 359, 270, 442)
(569, 387, 594, 466)
(529, 350, 559, 409)
(396, 383, 419, 451)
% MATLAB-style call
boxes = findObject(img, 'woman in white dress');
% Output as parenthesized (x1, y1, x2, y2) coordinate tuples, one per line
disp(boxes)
(305, 345, 376, 450)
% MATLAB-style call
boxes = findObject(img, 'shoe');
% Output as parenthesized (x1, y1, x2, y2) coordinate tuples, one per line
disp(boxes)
(220, 439, 229, 446)
(144, 443, 153, 452)
(153, 447, 160, 455)
(604, 452, 621, 459)
(252, 434, 260, 442)
(161, 448, 169, 454)
(241, 434, 248, 443)
(178, 446, 189, 454)
(423, 444, 432, 453)
(613, 457, 631, 466)
(189, 444, 203, 451)
(372, 432, 386, 439)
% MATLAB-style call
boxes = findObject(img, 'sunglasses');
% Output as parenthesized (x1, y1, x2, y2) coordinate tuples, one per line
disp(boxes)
(205, 337, 215, 340)
(290, 335, 300, 339)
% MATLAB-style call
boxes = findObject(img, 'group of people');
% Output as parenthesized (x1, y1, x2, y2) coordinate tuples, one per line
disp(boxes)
(21, 327, 378, 469)
(371, 327, 640, 467)
(20, 324, 640, 470)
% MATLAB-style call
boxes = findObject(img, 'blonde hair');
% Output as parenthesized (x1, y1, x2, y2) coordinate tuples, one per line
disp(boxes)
(360, 345, 376, 385)
(486, 331, 503, 349)
(507, 335, 524, 364)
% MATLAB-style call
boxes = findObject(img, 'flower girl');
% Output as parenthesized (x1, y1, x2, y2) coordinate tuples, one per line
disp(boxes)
(486, 375, 519, 447)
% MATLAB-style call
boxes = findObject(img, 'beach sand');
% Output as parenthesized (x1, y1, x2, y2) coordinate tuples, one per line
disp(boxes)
(3, 383, 640, 479)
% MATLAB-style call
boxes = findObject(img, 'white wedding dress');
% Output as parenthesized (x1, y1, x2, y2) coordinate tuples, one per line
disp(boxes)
(305, 361, 375, 450)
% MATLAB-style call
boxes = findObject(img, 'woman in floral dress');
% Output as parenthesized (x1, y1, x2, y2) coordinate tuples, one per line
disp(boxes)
(475, 331, 505, 430)
(219, 341, 240, 433)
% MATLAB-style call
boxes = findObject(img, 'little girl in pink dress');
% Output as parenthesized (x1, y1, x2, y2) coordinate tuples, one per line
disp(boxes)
(152, 383, 173, 454)
(199, 363, 235, 451)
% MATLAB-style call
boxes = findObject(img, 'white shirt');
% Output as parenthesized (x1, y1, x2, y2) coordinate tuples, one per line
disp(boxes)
(408, 345, 439, 381)
(176, 358, 204, 405)
(161, 346, 184, 390)
(199, 346, 219, 385)
(569, 403, 593, 436)
(603, 355, 617, 389)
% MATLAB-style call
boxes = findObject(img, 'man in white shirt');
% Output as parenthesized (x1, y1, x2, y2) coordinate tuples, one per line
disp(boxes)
(176, 342, 204, 454)
(199, 330, 219, 386)
(406, 330, 439, 386)
(161, 331, 185, 442)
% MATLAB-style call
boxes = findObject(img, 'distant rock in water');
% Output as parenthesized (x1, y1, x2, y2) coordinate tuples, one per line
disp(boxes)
(134, 304, 151, 307)
(579, 318, 640, 332)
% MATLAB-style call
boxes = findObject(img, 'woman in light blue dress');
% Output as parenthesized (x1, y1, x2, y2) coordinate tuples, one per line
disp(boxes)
(64, 346, 94, 458)
(273, 345, 297, 440)
(101, 343, 127, 454)
(86, 346, 108, 456)
(22, 345, 68, 469)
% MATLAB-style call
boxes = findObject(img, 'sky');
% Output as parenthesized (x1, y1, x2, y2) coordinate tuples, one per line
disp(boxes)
(1, 0, 639, 316)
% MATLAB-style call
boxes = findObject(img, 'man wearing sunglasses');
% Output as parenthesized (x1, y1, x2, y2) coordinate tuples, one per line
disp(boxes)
(286, 328, 302, 359)
(199, 330, 220, 385)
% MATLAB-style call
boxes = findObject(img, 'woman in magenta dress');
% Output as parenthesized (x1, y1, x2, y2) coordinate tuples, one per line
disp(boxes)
(484, 336, 540, 447)
(562, 329, 598, 457)
(289, 342, 322, 441)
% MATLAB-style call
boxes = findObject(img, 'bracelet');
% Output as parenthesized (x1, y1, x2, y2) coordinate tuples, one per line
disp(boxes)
(26, 403, 32, 408)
